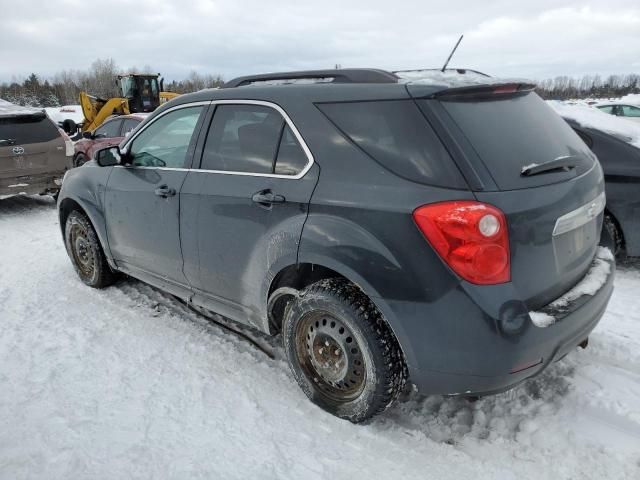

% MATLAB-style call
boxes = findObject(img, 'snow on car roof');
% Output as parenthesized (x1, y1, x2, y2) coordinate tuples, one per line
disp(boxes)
(0, 98, 44, 118)
(549, 100, 640, 149)
(395, 69, 533, 88)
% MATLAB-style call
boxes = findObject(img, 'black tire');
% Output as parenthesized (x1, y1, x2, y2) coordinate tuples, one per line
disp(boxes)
(282, 279, 407, 423)
(64, 210, 117, 288)
(600, 214, 623, 257)
(74, 153, 88, 168)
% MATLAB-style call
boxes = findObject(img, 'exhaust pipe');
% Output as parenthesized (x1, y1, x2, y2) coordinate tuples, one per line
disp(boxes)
(579, 338, 589, 349)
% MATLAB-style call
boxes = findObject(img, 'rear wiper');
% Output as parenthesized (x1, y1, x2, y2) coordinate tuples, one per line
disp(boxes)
(521, 155, 577, 177)
(0, 138, 17, 146)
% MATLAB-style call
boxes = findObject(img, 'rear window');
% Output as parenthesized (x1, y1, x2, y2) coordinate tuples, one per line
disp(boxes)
(0, 115, 59, 144)
(318, 100, 465, 188)
(436, 93, 595, 190)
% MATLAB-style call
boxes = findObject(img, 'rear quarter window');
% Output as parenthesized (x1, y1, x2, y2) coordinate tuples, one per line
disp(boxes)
(0, 115, 60, 144)
(317, 100, 466, 188)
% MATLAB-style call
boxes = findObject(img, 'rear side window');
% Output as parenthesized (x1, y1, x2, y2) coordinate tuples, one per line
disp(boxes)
(0, 115, 59, 144)
(95, 119, 122, 138)
(201, 104, 309, 176)
(318, 100, 465, 188)
(275, 125, 308, 175)
(596, 105, 613, 114)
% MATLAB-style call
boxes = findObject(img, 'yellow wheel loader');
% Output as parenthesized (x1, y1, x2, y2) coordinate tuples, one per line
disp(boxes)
(63, 74, 179, 136)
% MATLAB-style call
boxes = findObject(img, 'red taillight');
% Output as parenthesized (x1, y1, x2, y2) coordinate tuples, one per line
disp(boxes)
(413, 201, 510, 285)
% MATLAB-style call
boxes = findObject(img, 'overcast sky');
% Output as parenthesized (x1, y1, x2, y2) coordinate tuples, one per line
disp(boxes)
(0, 0, 638, 83)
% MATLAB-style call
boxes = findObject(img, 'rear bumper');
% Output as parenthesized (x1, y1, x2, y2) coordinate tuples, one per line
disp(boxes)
(377, 249, 615, 396)
(0, 171, 66, 197)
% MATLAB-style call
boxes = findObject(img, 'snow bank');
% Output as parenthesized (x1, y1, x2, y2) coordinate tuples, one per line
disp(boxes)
(0, 98, 43, 117)
(548, 100, 640, 149)
(44, 105, 85, 125)
(530, 247, 614, 327)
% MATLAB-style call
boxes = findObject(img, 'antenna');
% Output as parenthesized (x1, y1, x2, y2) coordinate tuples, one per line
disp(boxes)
(441, 34, 464, 72)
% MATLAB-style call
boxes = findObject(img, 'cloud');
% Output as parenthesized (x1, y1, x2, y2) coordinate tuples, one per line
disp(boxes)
(0, 0, 638, 82)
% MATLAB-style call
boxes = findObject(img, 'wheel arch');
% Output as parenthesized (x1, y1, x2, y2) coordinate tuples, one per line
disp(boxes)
(58, 195, 115, 269)
(266, 257, 416, 373)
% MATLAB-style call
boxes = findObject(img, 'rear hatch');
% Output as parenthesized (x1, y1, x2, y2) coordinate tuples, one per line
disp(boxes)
(0, 111, 67, 180)
(410, 84, 604, 309)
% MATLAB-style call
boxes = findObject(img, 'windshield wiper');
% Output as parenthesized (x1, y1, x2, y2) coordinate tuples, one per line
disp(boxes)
(0, 138, 17, 146)
(521, 155, 578, 177)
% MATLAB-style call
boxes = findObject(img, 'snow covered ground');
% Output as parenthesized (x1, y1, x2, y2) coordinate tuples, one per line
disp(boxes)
(1, 195, 639, 479)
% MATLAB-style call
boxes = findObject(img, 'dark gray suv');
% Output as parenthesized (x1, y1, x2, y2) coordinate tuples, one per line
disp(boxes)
(58, 69, 615, 422)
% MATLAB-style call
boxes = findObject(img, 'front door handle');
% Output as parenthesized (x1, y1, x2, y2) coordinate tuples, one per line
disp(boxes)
(252, 189, 285, 207)
(154, 185, 176, 198)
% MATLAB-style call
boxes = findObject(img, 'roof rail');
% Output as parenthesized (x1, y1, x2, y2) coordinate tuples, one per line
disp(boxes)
(223, 69, 399, 88)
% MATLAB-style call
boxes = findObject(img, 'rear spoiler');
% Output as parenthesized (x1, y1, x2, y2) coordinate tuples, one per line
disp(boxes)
(430, 82, 537, 100)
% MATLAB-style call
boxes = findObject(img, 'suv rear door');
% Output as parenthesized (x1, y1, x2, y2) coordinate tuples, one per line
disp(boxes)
(0, 113, 66, 178)
(411, 86, 604, 309)
(180, 101, 319, 328)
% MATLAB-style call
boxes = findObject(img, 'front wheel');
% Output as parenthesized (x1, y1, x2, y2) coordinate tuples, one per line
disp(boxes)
(64, 210, 117, 288)
(283, 279, 407, 423)
(74, 153, 88, 168)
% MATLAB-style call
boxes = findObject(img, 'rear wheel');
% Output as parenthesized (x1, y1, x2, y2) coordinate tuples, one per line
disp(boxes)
(64, 210, 117, 288)
(283, 279, 407, 423)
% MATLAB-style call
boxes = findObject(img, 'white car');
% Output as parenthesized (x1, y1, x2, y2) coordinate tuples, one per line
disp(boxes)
(595, 103, 640, 123)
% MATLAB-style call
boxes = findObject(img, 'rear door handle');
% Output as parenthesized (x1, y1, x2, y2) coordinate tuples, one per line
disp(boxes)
(154, 185, 176, 198)
(252, 189, 285, 208)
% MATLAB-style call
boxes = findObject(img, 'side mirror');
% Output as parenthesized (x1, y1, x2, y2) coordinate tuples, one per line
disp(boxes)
(82, 131, 93, 140)
(95, 146, 123, 167)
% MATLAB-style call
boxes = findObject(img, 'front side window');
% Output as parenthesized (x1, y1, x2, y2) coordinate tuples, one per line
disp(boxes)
(94, 119, 122, 138)
(596, 105, 613, 114)
(200, 104, 310, 176)
(129, 106, 203, 168)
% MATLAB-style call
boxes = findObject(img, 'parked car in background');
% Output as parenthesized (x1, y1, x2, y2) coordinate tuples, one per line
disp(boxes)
(1, 99, 73, 199)
(595, 102, 640, 123)
(72, 113, 147, 167)
(44, 104, 85, 135)
(58, 69, 614, 422)
(565, 118, 640, 257)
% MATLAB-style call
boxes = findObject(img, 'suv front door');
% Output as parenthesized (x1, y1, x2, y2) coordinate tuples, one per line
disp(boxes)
(105, 103, 207, 293)
(180, 101, 319, 328)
